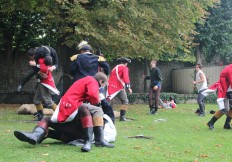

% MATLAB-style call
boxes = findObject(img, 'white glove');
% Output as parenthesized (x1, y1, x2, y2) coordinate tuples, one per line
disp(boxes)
(17, 85, 23, 92)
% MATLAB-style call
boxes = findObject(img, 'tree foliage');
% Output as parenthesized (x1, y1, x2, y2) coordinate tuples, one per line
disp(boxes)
(194, 0, 232, 64)
(0, 0, 219, 60)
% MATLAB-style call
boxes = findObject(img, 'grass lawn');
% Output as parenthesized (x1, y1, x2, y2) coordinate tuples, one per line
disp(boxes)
(1, 103, 232, 162)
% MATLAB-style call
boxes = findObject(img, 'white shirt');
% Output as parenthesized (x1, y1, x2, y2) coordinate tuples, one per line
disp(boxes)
(196, 70, 207, 92)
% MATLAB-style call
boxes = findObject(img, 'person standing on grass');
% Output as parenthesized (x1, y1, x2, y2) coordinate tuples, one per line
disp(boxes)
(69, 40, 110, 81)
(69, 40, 115, 123)
(17, 46, 59, 121)
(192, 64, 208, 117)
(206, 88, 232, 130)
(205, 85, 232, 130)
(106, 57, 133, 121)
(144, 60, 163, 115)
(202, 64, 232, 129)
(14, 72, 115, 152)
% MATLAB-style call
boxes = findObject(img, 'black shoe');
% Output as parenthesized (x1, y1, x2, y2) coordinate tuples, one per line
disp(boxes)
(198, 113, 205, 117)
(210, 110, 216, 114)
(33, 113, 43, 121)
(207, 121, 214, 130)
(150, 109, 158, 115)
(120, 116, 128, 121)
(148, 109, 157, 115)
(195, 108, 200, 114)
(224, 123, 232, 130)
(93, 126, 115, 148)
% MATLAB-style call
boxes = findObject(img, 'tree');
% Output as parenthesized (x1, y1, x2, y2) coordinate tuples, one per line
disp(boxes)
(1, 0, 219, 59)
(0, 0, 219, 88)
(194, 0, 232, 65)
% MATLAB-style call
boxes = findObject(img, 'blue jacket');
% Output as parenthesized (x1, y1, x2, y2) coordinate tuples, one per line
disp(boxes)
(69, 52, 110, 82)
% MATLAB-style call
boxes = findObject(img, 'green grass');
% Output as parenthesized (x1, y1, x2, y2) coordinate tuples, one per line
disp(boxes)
(1, 104, 232, 162)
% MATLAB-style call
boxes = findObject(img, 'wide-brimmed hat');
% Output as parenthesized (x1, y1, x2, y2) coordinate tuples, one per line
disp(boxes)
(117, 57, 131, 64)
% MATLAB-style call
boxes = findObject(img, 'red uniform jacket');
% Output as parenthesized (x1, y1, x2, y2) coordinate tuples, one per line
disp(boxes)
(106, 64, 130, 100)
(38, 58, 60, 95)
(218, 64, 232, 98)
(51, 76, 100, 123)
(204, 64, 232, 98)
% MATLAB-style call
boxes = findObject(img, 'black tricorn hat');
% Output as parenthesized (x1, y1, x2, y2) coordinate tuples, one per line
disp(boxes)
(117, 57, 131, 64)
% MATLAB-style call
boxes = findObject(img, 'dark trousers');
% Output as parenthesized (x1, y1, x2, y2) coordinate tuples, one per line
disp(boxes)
(43, 106, 91, 142)
(197, 89, 207, 114)
(148, 87, 161, 108)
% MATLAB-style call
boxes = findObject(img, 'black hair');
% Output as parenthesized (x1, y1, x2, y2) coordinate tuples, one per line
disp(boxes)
(196, 63, 202, 69)
(44, 56, 53, 66)
(27, 48, 36, 57)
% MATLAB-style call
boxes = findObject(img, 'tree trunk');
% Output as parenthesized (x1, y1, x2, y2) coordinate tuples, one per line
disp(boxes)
(143, 59, 149, 93)
(59, 44, 75, 94)
(5, 35, 16, 91)
(195, 43, 204, 65)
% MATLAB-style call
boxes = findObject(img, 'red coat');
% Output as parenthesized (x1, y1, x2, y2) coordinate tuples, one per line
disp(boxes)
(204, 64, 232, 98)
(106, 64, 130, 100)
(51, 76, 100, 123)
(38, 58, 60, 95)
(218, 64, 232, 98)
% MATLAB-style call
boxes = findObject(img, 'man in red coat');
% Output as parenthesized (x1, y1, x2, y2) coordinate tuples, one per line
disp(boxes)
(202, 64, 232, 129)
(38, 57, 60, 96)
(14, 72, 114, 152)
(106, 57, 133, 121)
(17, 46, 59, 121)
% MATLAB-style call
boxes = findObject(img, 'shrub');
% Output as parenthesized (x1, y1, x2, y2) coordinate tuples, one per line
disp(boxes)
(126, 92, 217, 104)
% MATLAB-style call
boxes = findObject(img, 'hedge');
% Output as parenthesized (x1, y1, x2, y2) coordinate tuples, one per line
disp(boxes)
(125, 92, 217, 104)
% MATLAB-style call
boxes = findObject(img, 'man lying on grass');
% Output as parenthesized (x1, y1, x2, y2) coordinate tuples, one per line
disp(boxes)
(14, 72, 115, 152)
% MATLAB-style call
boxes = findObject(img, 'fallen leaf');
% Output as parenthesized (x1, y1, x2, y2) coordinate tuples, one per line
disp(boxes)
(193, 126, 199, 130)
(134, 146, 142, 149)
(155, 147, 161, 150)
(215, 144, 222, 147)
(42, 153, 49, 156)
(200, 154, 208, 158)
(194, 158, 199, 162)
(42, 144, 50, 147)
(4, 130, 11, 133)
(184, 150, 191, 153)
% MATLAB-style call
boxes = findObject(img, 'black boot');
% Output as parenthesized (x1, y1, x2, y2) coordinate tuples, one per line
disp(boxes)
(224, 116, 232, 129)
(93, 126, 115, 148)
(147, 106, 154, 115)
(148, 107, 157, 115)
(198, 104, 205, 117)
(38, 129, 61, 143)
(36, 129, 62, 144)
(14, 127, 46, 145)
(207, 116, 218, 130)
(120, 110, 127, 121)
(81, 127, 93, 152)
(34, 110, 44, 121)
(101, 99, 115, 123)
(195, 108, 200, 114)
